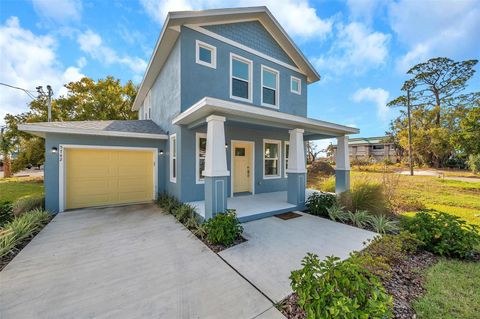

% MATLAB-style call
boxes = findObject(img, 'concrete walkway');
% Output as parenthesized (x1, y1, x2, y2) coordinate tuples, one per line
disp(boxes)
(219, 213, 376, 302)
(0, 204, 283, 319)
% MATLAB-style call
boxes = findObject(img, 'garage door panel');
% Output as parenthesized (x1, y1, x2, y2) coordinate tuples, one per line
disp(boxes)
(65, 148, 155, 210)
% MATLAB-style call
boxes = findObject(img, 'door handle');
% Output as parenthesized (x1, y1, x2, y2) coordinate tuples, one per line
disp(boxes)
(247, 166, 250, 177)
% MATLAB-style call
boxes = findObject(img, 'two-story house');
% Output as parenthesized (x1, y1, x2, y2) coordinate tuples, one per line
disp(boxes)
(20, 7, 358, 221)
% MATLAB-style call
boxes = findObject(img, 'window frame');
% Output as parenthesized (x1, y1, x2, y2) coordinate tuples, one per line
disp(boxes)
(169, 134, 177, 183)
(195, 40, 216, 69)
(284, 141, 289, 178)
(196, 132, 207, 184)
(261, 65, 280, 109)
(230, 53, 253, 103)
(263, 139, 282, 179)
(290, 76, 301, 95)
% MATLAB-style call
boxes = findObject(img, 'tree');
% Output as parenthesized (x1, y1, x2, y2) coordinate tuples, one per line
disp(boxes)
(3, 76, 138, 172)
(306, 141, 322, 164)
(0, 126, 14, 178)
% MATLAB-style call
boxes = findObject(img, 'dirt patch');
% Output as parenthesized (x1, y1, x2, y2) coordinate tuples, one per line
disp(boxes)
(278, 250, 438, 319)
(198, 235, 247, 253)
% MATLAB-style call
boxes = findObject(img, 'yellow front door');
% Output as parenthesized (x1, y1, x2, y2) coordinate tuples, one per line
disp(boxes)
(233, 142, 252, 193)
(65, 148, 154, 210)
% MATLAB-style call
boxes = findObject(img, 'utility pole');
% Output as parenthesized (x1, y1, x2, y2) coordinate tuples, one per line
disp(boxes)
(406, 89, 414, 176)
(36, 85, 54, 122)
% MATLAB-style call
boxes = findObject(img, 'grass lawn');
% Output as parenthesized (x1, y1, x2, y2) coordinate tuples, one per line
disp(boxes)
(413, 259, 480, 319)
(0, 177, 44, 203)
(308, 169, 480, 226)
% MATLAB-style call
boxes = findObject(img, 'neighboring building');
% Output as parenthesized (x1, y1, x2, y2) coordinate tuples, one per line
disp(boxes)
(333, 136, 398, 163)
(19, 7, 358, 221)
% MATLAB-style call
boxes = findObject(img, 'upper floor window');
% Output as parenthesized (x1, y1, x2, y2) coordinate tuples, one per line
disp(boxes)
(230, 53, 252, 102)
(291, 76, 301, 95)
(261, 65, 279, 108)
(196, 40, 216, 69)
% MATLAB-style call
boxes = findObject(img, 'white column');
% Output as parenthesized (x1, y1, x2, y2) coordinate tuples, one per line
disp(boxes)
(286, 128, 306, 173)
(203, 115, 229, 177)
(336, 135, 350, 170)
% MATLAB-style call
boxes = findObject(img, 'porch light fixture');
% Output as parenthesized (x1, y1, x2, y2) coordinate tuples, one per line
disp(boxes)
(225, 143, 228, 149)
(159, 150, 164, 155)
(51, 147, 58, 154)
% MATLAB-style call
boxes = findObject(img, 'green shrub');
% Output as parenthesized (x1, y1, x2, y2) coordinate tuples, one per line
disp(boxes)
(204, 210, 243, 246)
(173, 204, 196, 224)
(347, 210, 371, 228)
(0, 201, 13, 227)
(403, 211, 480, 258)
(290, 253, 392, 319)
(320, 176, 335, 192)
(339, 181, 388, 215)
(467, 154, 480, 173)
(12, 195, 44, 216)
(368, 215, 398, 234)
(157, 193, 181, 214)
(326, 204, 349, 222)
(306, 192, 337, 217)
(0, 209, 51, 258)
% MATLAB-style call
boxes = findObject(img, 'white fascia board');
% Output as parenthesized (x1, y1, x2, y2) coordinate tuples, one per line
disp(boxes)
(172, 97, 360, 136)
(18, 124, 168, 140)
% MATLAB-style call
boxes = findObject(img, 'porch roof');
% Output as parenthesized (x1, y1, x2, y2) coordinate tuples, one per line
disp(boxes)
(172, 97, 359, 138)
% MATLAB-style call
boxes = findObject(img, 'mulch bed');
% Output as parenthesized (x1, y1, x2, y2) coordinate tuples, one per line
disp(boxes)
(198, 235, 247, 253)
(278, 250, 438, 319)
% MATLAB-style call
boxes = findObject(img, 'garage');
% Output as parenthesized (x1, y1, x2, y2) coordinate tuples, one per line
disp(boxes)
(63, 147, 157, 210)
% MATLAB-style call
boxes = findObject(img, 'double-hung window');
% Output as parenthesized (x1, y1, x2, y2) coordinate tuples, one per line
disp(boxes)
(284, 142, 289, 178)
(170, 134, 177, 183)
(196, 133, 207, 184)
(261, 65, 279, 108)
(263, 139, 281, 179)
(230, 53, 252, 102)
(196, 40, 216, 69)
(290, 76, 301, 95)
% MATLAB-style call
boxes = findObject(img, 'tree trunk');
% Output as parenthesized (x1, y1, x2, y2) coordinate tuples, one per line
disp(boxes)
(3, 152, 12, 178)
(433, 89, 441, 127)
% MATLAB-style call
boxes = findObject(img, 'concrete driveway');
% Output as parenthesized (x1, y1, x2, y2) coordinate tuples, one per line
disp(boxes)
(219, 212, 376, 302)
(0, 204, 283, 319)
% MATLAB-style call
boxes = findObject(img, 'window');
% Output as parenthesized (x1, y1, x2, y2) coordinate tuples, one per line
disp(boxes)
(373, 145, 384, 150)
(235, 147, 245, 156)
(291, 76, 301, 95)
(170, 134, 177, 183)
(284, 142, 289, 178)
(261, 65, 279, 108)
(263, 139, 281, 179)
(196, 133, 207, 183)
(195, 40, 216, 69)
(230, 53, 252, 102)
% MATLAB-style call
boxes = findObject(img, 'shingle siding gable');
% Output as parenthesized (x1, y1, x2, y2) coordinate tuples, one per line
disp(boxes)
(203, 21, 295, 65)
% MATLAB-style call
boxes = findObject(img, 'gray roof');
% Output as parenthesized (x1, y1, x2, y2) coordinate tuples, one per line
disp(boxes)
(18, 120, 168, 139)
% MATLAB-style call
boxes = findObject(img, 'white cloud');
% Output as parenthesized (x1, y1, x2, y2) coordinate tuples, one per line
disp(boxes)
(32, 0, 82, 23)
(313, 22, 390, 75)
(389, 0, 480, 72)
(352, 87, 390, 121)
(0, 17, 84, 123)
(77, 29, 147, 76)
(139, 0, 332, 40)
(346, 0, 384, 24)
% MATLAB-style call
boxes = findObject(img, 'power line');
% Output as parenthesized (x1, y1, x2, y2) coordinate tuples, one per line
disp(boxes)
(0, 82, 37, 99)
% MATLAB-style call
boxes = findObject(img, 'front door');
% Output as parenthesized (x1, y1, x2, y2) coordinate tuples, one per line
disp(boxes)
(233, 142, 253, 194)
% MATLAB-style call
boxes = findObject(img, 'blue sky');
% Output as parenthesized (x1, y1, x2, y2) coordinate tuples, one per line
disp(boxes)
(1, 0, 479, 148)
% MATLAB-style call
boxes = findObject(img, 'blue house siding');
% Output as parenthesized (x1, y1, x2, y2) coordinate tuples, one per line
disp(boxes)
(44, 133, 166, 213)
(204, 21, 295, 65)
(178, 124, 290, 202)
(180, 26, 307, 116)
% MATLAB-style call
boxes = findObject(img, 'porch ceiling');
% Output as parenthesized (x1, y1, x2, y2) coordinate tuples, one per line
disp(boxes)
(172, 97, 359, 138)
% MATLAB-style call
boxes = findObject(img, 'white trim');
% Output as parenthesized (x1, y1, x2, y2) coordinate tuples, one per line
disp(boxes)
(261, 64, 280, 109)
(290, 76, 301, 95)
(230, 53, 253, 103)
(169, 134, 177, 183)
(230, 140, 255, 197)
(187, 25, 305, 76)
(172, 97, 360, 135)
(284, 141, 289, 178)
(18, 124, 168, 140)
(263, 139, 282, 179)
(195, 40, 216, 69)
(58, 144, 158, 213)
(196, 132, 207, 184)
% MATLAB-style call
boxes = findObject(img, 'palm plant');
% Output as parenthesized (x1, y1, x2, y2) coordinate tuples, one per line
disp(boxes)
(368, 215, 399, 234)
(326, 204, 348, 222)
(348, 210, 371, 229)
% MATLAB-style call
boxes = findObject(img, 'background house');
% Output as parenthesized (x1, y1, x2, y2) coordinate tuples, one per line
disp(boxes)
(332, 136, 399, 163)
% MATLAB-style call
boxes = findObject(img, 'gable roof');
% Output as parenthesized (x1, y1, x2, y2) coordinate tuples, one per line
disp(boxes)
(132, 6, 321, 111)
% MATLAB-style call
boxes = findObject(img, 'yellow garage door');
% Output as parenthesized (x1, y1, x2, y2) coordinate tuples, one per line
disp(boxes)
(65, 148, 154, 210)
